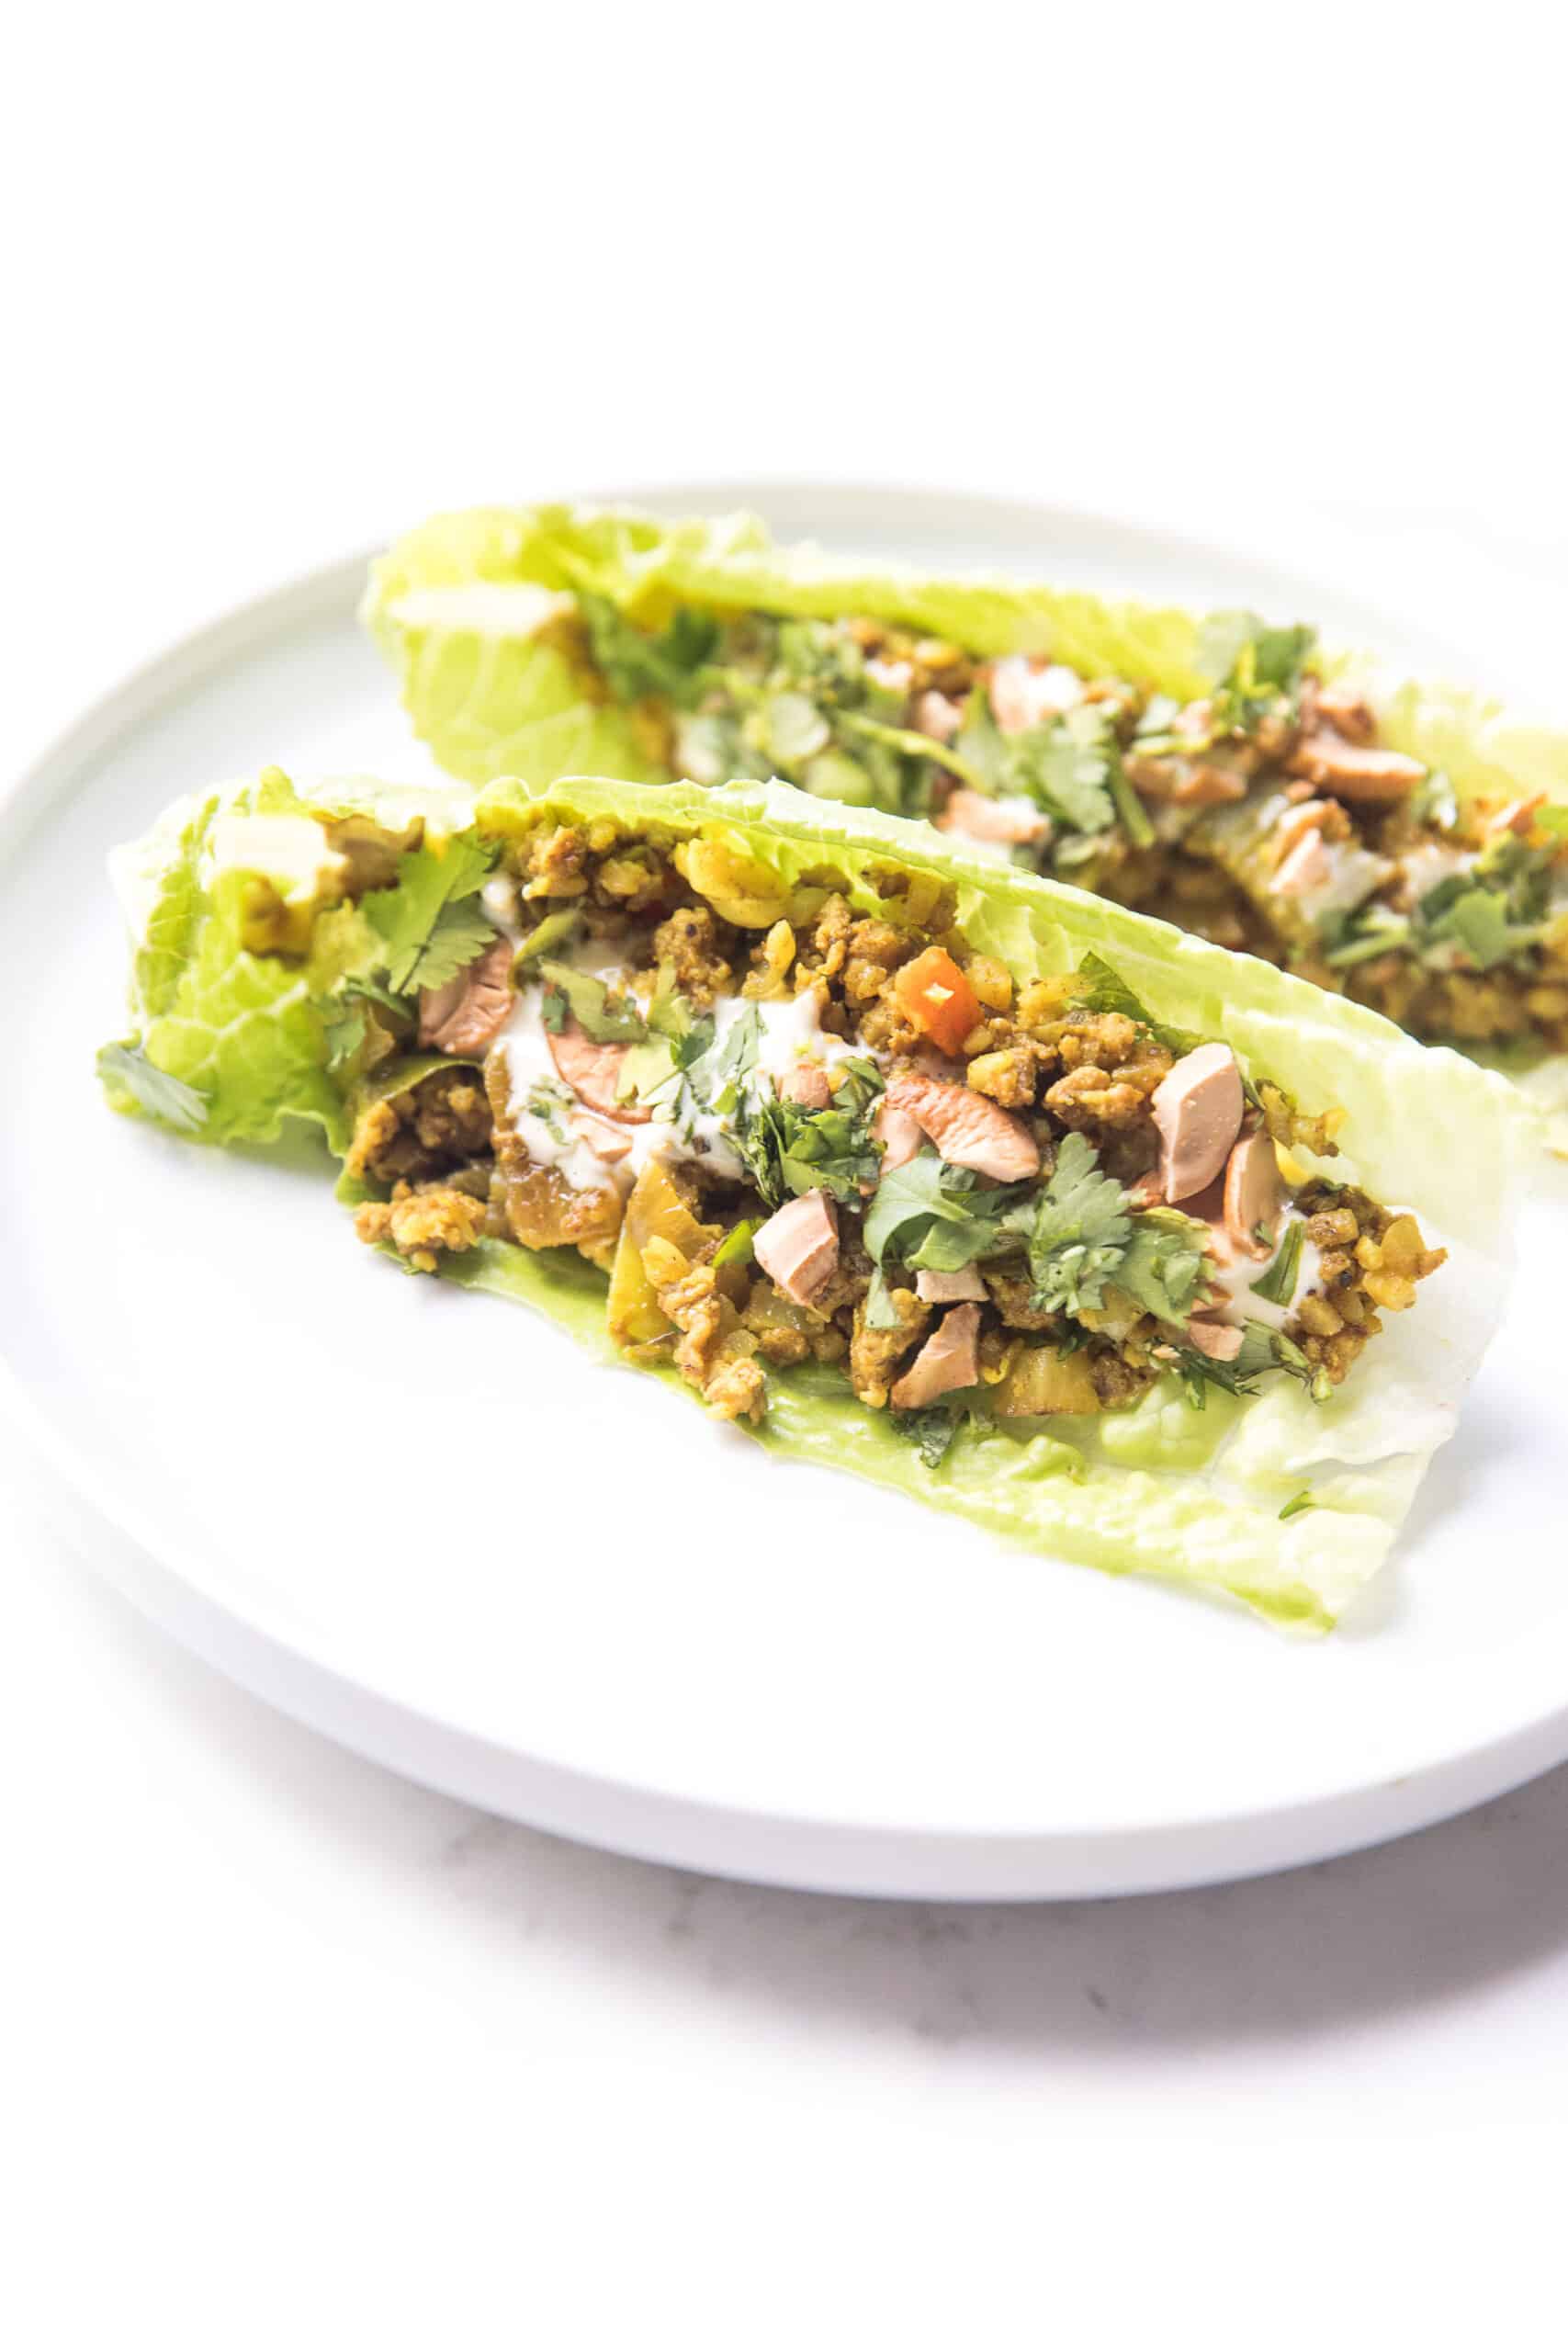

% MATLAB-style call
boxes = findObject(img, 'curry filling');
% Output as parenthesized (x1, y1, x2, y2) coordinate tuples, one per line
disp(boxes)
(346, 815, 1446, 1454)
(529, 596, 1568, 1057)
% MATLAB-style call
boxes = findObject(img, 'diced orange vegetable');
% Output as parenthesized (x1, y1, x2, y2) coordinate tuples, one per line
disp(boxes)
(893, 947, 981, 1056)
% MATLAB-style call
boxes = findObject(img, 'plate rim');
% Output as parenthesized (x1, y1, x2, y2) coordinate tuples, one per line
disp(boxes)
(6, 479, 1563, 1901)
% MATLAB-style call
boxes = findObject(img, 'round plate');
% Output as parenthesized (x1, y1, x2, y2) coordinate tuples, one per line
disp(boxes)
(3, 482, 1563, 1900)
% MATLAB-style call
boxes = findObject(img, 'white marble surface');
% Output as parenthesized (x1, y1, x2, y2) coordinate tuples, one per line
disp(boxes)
(8, 13, 1568, 2339)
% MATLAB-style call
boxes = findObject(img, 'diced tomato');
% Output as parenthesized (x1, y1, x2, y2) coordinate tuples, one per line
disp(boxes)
(893, 946, 982, 1056)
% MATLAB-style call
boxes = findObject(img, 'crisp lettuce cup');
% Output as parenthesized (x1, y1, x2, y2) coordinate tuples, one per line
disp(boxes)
(100, 767, 1524, 1634)
(363, 502, 1568, 1153)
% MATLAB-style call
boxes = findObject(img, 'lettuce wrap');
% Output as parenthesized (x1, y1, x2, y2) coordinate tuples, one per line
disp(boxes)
(99, 766, 1523, 1633)
(363, 503, 1568, 1154)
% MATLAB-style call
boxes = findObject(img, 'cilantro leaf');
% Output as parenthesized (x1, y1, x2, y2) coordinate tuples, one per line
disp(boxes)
(617, 969, 727, 1117)
(314, 975, 410, 1076)
(1322, 907, 1414, 969)
(701, 1003, 761, 1114)
(1420, 886, 1543, 972)
(1008, 706, 1117, 834)
(1010, 1132, 1130, 1314)
(579, 594, 718, 707)
(863, 1148, 1023, 1272)
(536, 960, 649, 1044)
(734, 1059, 886, 1209)
(1114, 1216, 1209, 1325)
(321, 1003, 367, 1073)
(412, 899, 502, 994)
(1196, 612, 1316, 699)
(1071, 953, 1203, 1056)
(96, 1042, 209, 1134)
(890, 1405, 962, 1469)
(363, 839, 497, 995)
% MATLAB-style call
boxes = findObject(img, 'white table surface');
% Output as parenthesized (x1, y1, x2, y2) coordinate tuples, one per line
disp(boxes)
(7, 13, 1567, 2342)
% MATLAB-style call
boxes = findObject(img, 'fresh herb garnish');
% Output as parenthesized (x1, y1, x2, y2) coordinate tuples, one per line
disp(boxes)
(1172, 1320, 1280, 1407)
(837, 708, 994, 799)
(1107, 758, 1156, 848)
(1112, 1215, 1210, 1326)
(1408, 768, 1460, 832)
(321, 1003, 368, 1072)
(1323, 909, 1414, 969)
(863, 1148, 1026, 1273)
(519, 1081, 576, 1144)
(953, 685, 1007, 792)
(536, 960, 649, 1044)
(96, 1042, 209, 1133)
(890, 1405, 963, 1468)
(712, 1217, 762, 1272)
(1174, 1321, 1331, 1408)
(1418, 884, 1543, 972)
(319, 976, 407, 1073)
(867, 1131, 1208, 1328)
(1010, 1132, 1130, 1313)
(734, 1058, 886, 1208)
(1009, 705, 1118, 834)
(1071, 953, 1203, 1056)
(863, 1266, 903, 1329)
(363, 840, 498, 996)
(579, 594, 718, 707)
(513, 909, 582, 969)
(1279, 1489, 1315, 1521)
(951, 690, 1123, 839)
(1251, 1218, 1304, 1307)
(700, 1003, 762, 1114)
(1196, 612, 1316, 731)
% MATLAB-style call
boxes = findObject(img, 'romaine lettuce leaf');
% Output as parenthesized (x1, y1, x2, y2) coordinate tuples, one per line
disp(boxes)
(365, 503, 1568, 1152)
(102, 771, 467, 1150)
(366, 501, 1568, 821)
(105, 766, 1523, 1630)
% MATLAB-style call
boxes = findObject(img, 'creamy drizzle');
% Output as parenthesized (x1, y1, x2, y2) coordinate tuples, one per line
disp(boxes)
(494, 988, 613, 1194)
(491, 980, 866, 1196)
(1206, 1209, 1323, 1331)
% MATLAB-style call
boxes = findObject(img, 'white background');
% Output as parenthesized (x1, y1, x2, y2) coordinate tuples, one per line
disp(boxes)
(6, 7, 1568, 2345)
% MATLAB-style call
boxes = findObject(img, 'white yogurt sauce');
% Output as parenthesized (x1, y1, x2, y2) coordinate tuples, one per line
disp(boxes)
(1205, 1210, 1323, 1331)
(495, 988, 615, 1194)
(1398, 842, 1472, 910)
(492, 980, 864, 1196)
(713, 991, 863, 1087)
(1274, 837, 1392, 923)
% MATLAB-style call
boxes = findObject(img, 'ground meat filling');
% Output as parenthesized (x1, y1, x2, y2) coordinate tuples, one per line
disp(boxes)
(348, 1066, 499, 1273)
(350, 818, 1448, 1440)
(581, 602, 1568, 1057)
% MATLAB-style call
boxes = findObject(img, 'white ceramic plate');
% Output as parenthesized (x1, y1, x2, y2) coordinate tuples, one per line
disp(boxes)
(3, 483, 1564, 1901)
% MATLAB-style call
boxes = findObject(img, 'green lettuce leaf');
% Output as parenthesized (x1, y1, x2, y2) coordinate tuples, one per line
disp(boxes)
(365, 499, 1568, 825)
(101, 772, 445, 1150)
(105, 766, 1524, 1630)
(364, 502, 1568, 1146)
